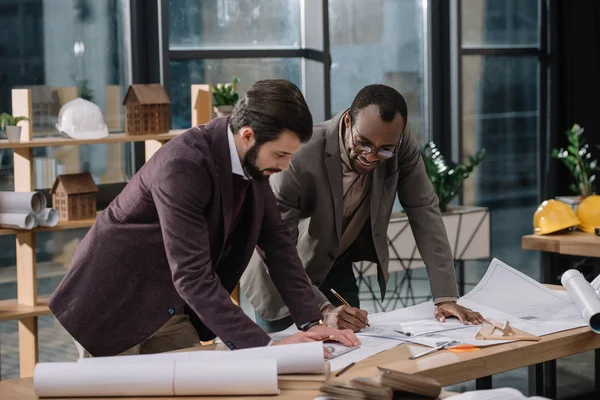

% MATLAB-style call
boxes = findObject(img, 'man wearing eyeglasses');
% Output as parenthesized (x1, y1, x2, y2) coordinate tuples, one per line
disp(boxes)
(241, 84, 484, 333)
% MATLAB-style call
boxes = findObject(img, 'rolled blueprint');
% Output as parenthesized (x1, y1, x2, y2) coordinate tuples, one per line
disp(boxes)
(0, 212, 38, 230)
(36, 208, 59, 227)
(34, 359, 279, 397)
(0, 191, 46, 214)
(78, 341, 326, 375)
(561, 269, 600, 333)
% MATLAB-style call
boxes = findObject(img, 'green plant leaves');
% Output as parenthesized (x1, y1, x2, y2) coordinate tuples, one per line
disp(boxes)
(0, 113, 29, 131)
(212, 76, 240, 106)
(421, 141, 486, 212)
(551, 123, 597, 196)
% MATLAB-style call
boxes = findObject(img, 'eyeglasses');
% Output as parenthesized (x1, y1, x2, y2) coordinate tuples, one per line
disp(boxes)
(349, 120, 398, 160)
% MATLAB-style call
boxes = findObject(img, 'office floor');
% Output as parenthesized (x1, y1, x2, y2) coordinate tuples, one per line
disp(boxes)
(0, 207, 597, 398)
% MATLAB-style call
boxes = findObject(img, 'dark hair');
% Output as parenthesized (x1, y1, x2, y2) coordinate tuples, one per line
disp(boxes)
(349, 84, 408, 125)
(229, 79, 313, 144)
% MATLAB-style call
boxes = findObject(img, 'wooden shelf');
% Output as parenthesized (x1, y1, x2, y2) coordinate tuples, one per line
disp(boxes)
(0, 297, 51, 322)
(0, 130, 185, 149)
(0, 213, 98, 237)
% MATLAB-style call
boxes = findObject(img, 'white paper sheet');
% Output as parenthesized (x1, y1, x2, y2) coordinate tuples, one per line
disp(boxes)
(355, 259, 586, 349)
(449, 387, 550, 400)
(591, 273, 600, 292)
(0, 212, 38, 229)
(78, 341, 325, 374)
(35, 360, 278, 397)
(36, 208, 59, 227)
(561, 269, 600, 333)
(328, 334, 401, 371)
(0, 191, 46, 214)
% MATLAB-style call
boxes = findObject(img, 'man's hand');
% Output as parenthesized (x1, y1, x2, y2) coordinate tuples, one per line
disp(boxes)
(307, 324, 361, 347)
(272, 331, 335, 358)
(322, 304, 370, 332)
(435, 302, 485, 325)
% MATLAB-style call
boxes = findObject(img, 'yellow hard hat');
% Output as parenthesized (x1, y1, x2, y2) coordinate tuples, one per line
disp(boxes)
(576, 195, 600, 234)
(533, 199, 580, 235)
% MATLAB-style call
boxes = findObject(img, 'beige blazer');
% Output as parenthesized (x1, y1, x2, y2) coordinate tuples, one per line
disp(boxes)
(240, 111, 459, 321)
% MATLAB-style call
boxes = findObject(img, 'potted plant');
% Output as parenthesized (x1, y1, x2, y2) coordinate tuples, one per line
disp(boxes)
(365, 141, 490, 305)
(552, 124, 597, 201)
(421, 141, 486, 212)
(212, 76, 240, 117)
(0, 113, 30, 143)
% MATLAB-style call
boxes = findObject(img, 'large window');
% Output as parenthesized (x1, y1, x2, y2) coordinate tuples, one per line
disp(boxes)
(458, 0, 543, 277)
(168, 0, 325, 128)
(169, 0, 301, 49)
(329, 0, 429, 139)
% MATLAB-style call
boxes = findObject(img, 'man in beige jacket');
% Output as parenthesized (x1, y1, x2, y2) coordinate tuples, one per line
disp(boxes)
(241, 84, 483, 332)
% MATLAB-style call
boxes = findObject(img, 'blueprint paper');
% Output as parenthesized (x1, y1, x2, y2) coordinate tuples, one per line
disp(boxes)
(353, 258, 586, 349)
(78, 341, 324, 375)
(34, 360, 279, 397)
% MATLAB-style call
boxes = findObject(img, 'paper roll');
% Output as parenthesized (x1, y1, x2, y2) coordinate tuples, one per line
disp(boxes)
(0, 213, 38, 230)
(34, 360, 279, 398)
(79, 341, 326, 374)
(0, 191, 46, 214)
(561, 269, 600, 333)
(37, 208, 59, 227)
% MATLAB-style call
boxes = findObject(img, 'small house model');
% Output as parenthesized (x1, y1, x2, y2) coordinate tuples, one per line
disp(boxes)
(50, 172, 99, 221)
(123, 84, 171, 135)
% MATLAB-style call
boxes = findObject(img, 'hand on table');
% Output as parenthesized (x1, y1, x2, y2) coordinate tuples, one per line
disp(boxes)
(435, 302, 485, 325)
(272, 325, 360, 359)
(322, 304, 370, 332)
(273, 331, 337, 358)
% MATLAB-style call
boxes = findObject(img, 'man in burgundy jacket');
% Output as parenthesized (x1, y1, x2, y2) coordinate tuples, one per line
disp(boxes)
(49, 80, 359, 357)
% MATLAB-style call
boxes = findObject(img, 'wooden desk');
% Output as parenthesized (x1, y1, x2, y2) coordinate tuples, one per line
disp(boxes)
(522, 232, 600, 397)
(2, 323, 600, 400)
(522, 231, 600, 258)
(522, 231, 600, 284)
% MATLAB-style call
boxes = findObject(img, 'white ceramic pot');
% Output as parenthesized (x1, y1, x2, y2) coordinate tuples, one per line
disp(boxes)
(213, 105, 234, 118)
(6, 126, 22, 143)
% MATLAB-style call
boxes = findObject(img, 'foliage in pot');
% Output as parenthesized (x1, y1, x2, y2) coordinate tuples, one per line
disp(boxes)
(551, 123, 597, 197)
(0, 113, 30, 130)
(421, 141, 486, 213)
(212, 76, 240, 108)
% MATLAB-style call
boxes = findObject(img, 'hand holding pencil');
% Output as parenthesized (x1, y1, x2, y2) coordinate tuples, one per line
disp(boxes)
(321, 289, 370, 332)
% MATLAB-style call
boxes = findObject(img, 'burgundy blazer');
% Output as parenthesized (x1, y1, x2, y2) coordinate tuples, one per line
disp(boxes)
(49, 117, 322, 357)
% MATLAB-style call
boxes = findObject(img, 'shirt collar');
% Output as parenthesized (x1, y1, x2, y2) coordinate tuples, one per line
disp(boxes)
(227, 125, 250, 180)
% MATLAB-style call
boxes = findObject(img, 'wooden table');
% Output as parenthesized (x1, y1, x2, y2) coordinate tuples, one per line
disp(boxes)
(522, 231, 600, 398)
(522, 231, 600, 282)
(2, 322, 600, 400)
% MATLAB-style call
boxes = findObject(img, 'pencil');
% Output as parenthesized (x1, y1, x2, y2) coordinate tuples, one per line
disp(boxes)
(335, 362, 355, 377)
(330, 288, 370, 327)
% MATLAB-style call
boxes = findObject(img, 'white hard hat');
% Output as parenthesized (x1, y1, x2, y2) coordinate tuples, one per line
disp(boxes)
(55, 98, 108, 139)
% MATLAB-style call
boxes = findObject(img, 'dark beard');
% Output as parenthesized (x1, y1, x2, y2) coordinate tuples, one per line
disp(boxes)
(243, 143, 280, 182)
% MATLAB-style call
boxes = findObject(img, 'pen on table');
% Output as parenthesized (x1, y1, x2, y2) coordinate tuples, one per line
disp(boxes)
(335, 362, 356, 377)
(409, 340, 456, 360)
(330, 288, 370, 327)
(394, 330, 413, 337)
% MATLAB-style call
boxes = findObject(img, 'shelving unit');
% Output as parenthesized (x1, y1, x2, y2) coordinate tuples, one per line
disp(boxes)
(1, 88, 185, 378)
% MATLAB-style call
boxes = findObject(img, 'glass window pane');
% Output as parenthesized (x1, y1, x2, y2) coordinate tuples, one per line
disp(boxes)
(0, 0, 132, 193)
(328, 0, 428, 140)
(462, 55, 539, 268)
(0, 1, 130, 277)
(169, 0, 301, 49)
(462, 0, 539, 47)
(170, 58, 301, 129)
